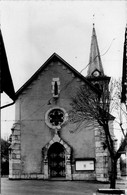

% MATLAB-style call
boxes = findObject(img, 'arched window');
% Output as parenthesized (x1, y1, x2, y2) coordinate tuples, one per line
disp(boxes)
(51, 78, 60, 98)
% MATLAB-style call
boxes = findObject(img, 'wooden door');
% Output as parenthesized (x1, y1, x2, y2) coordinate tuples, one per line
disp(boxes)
(48, 143, 65, 178)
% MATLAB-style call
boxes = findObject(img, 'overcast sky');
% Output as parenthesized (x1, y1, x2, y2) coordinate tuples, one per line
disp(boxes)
(1, 1, 127, 139)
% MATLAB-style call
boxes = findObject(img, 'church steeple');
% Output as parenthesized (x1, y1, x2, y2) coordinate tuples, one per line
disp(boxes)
(86, 24, 110, 95)
(87, 24, 104, 77)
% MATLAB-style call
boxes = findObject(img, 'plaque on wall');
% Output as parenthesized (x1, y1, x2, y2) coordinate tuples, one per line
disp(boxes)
(75, 159, 95, 171)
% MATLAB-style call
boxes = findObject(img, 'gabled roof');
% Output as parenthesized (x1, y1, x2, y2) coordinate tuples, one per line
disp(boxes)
(15, 53, 101, 99)
(0, 30, 15, 101)
(87, 25, 104, 77)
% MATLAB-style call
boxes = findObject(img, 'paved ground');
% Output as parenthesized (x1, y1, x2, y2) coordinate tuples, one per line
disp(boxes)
(1, 177, 127, 195)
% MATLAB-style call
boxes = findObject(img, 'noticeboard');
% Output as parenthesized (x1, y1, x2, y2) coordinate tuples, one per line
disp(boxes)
(75, 159, 95, 171)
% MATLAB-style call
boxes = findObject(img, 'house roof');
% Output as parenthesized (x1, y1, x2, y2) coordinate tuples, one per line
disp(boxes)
(0, 30, 16, 101)
(121, 25, 127, 104)
(15, 52, 101, 99)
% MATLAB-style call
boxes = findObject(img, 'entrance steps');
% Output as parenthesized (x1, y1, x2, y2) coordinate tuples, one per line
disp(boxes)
(49, 177, 66, 181)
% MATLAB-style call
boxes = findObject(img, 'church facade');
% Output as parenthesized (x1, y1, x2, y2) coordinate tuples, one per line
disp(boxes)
(9, 26, 113, 181)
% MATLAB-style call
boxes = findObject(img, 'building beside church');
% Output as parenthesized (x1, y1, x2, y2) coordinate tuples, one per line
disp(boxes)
(9, 25, 114, 181)
(121, 25, 127, 108)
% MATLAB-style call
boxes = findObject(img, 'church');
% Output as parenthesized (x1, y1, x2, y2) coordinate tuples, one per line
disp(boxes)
(9, 25, 114, 181)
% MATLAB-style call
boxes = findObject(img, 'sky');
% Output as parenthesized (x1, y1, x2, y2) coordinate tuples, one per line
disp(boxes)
(1, 0, 127, 139)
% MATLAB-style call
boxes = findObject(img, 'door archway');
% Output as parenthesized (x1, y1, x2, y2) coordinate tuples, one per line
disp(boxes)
(48, 142, 65, 178)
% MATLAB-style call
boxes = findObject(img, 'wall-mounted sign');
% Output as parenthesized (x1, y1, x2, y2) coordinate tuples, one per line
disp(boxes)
(75, 159, 95, 171)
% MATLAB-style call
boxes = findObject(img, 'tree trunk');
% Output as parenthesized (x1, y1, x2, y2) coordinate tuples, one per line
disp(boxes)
(110, 158, 117, 189)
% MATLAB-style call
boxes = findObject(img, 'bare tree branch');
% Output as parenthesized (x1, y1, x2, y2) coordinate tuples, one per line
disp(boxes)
(69, 79, 127, 188)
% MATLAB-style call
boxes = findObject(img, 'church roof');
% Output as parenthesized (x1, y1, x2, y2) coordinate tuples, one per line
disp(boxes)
(87, 25, 104, 77)
(15, 53, 101, 99)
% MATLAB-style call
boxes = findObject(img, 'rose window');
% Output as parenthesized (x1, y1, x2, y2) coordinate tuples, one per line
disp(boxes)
(48, 109, 64, 126)
(45, 107, 68, 129)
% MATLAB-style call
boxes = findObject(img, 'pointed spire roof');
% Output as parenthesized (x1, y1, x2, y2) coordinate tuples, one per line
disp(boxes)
(121, 25, 127, 104)
(87, 24, 104, 77)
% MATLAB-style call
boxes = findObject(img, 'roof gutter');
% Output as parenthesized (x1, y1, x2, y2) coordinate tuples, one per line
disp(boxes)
(0, 101, 15, 109)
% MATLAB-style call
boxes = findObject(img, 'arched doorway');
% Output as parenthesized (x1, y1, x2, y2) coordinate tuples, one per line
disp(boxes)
(48, 142, 65, 178)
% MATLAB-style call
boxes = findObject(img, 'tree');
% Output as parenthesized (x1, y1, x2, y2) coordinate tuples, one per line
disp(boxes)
(69, 79, 127, 189)
(1, 138, 10, 176)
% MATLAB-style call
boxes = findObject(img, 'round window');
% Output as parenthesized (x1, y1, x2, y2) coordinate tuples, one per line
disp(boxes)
(48, 109, 64, 126)
(45, 107, 67, 129)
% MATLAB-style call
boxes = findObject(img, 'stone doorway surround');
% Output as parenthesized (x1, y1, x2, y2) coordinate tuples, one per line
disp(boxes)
(48, 142, 65, 178)
(42, 131, 72, 180)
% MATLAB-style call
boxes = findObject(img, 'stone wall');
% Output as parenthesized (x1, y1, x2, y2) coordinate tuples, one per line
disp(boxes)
(94, 123, 109, 182)
(9, 123, 21, 179)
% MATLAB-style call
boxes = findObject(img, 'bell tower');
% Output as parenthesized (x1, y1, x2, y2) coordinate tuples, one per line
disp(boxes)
(87, 24, 110, 94)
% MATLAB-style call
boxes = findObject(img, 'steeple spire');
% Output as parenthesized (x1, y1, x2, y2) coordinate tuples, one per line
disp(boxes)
(87, 24, 104, 77)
